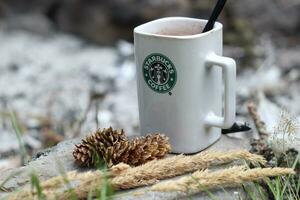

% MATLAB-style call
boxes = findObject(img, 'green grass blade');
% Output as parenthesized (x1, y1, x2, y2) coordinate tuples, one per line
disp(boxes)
(250, 181, 268, 200)
(55, 159, 78, 200)
(280, 176, 289, 198)
(296, 175, 300, 195)
(265, 178, 277, 199)
(243, 184, 257, 200)
(87, 189, 94, 200)
(99, 170, 113, 200)
(30, 172, 45, 200)
(0, 171, 22, 192)
(220, 187, 233, 199)
(275, 177, 282, 200)
(191, 176, 219, 200)
(9, 111, 28, 164)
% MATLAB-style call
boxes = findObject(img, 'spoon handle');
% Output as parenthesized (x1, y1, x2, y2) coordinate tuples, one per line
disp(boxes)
(202, 0, 227, 33)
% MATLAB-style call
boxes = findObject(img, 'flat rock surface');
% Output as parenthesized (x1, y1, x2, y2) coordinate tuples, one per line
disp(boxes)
(0, 134, 250, 199)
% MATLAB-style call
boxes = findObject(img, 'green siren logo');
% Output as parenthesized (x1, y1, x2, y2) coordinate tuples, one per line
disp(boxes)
(143, 53, 177, 93)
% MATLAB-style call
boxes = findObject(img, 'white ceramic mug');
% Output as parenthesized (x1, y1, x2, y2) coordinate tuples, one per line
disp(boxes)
(134, 17, 236, 153)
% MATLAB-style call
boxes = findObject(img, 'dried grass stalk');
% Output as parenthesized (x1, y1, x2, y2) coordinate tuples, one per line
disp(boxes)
(7, 167, 129, 200)
(7, 150, 266, 200)
(151, 166, 295, 193)
(111, 150, 266, 190)
(7, 170, 105, 200)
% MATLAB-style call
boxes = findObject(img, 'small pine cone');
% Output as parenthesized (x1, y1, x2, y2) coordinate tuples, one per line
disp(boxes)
(73, 142, 97, 167)
(103, 133, 171, 167)
(102, 140, 131, 167)
(126, 134, 171, 166)
(86, 127, 127, 150)
(73, 127, 127, 167)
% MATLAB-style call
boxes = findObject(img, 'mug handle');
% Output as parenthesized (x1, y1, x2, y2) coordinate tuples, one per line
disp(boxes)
(204, 52, 236, 128)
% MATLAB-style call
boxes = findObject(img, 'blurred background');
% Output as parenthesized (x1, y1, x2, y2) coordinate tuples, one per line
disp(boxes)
(0, 0, 299, 170)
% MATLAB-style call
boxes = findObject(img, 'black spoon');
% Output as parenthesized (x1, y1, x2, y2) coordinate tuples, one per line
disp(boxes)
(202, 0, 227, 33)
(222, 122, 251, 134)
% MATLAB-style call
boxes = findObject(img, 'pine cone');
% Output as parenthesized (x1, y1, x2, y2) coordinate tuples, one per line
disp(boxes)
(103, 133, 171, 167)
(73, 127, 126, 167)
(101, 140, 131, 167)
(87, 127, 127, 149)
(73, 142, 96, 167)
(73, 127, 171, 168)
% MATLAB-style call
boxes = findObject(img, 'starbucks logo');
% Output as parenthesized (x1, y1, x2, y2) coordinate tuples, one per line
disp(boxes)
(143, 53, 177, 94)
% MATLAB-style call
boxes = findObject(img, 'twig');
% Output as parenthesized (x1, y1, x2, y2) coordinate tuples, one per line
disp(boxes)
(247, 101, 270, 141)
(72, 96, 93, 138)
(95, 99, 100, 129)
(73, 91, 106, 138)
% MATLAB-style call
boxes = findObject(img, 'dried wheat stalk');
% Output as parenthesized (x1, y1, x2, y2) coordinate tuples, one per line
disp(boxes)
(7, 150, 266, 200)
(7, 164, 131, 200)
(111, 150, 266, 190)
(6, 170, 106, 200)
(151, 166, 295, 193)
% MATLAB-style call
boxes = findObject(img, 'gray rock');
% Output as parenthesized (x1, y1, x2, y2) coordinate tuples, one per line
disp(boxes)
(0, 135, 250, 199)
(0, 138, 81, 191)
